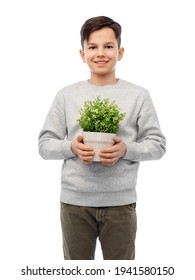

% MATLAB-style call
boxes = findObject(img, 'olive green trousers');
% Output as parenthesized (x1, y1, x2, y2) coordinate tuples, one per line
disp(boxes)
(60, 202, 137, 260)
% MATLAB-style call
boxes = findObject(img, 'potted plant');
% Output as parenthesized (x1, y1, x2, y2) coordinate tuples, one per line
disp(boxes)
(78, 96, 126, 161)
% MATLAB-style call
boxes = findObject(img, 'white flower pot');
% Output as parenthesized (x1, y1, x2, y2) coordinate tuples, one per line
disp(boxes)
(83, 131, 116, 162)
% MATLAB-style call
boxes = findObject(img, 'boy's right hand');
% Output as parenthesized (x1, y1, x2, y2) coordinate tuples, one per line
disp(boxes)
(71, 135, 94, 165)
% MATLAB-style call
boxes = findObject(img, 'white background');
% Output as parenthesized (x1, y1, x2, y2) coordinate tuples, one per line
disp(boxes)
(0, 0, 195, 279)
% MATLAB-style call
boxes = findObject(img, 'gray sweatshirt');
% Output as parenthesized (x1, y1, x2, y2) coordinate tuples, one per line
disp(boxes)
(38, 79, 166, 207)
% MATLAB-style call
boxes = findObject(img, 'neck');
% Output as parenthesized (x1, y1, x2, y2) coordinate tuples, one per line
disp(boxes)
(88, 73, 118, 86)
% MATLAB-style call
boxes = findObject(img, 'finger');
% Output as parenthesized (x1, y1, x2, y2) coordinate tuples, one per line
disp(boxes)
(81, 160, 93, 165)
(77, 141, 94, 152)
(99, 151, 117, 159)
(80, 155, 94, 163)
(76, 136, 94, 152)
(100, 144, 119, 154)
(100, 157, 117, 166)
(113, 136, 122, 143)
(76, 135, 83, 142)
(79, 149, 94, 157)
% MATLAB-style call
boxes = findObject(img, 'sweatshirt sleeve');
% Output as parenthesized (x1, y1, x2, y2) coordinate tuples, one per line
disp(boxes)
(123, 91, 166, 162)
(38, 91, 75, 160)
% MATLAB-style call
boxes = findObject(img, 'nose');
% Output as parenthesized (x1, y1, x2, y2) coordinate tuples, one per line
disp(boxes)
(97, 47, 105, 57)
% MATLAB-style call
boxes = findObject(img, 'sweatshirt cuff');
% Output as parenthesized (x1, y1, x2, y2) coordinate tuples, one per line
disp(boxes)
(123, 142, 139, 161)
(60, 140, 75, 159)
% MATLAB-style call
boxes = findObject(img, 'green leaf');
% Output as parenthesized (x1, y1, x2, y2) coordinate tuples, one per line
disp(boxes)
(77, 96, 126, 133)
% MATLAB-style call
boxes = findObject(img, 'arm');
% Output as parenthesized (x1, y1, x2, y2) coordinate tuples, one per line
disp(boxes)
(99, 92, 166, 165)
(124, 92, 166, 162)
(38, 91, 75, 160)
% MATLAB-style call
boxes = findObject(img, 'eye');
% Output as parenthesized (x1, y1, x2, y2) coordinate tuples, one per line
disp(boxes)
(88, 46, 96, 50)
(105, 45, 114, 49)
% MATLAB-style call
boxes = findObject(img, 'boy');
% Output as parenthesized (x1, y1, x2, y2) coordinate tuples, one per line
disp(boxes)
(38, 16, 166, 260)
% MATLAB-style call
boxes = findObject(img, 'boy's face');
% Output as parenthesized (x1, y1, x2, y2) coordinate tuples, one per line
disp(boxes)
(80, 28, 124, 81)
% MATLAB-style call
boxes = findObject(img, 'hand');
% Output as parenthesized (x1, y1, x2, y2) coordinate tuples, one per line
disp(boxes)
(99, 136, 127, 166)
(71, 135, 94, 165)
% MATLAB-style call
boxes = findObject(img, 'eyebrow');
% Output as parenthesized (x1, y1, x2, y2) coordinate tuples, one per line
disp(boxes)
(87, 42, 115, 46)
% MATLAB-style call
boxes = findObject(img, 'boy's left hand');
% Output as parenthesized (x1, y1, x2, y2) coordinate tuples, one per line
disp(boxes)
(99, 136, 127, 166)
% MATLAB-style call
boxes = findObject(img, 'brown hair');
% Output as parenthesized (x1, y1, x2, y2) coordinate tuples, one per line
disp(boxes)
(80, 16, 122, 49)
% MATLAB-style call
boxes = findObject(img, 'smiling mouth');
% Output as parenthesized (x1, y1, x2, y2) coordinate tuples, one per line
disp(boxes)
(94, 61, 108, 64)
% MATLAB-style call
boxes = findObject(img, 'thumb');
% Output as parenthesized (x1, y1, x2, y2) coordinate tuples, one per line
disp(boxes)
(76, 135, 83, 142)
(113, 136, 122, 143)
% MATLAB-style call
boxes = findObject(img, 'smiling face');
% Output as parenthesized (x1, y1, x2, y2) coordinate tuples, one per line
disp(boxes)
(80, 27, 124, 85)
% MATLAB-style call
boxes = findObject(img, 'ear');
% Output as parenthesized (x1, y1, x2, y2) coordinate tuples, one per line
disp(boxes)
(118, 47, 124, 61)
(79, 49, 86, 63)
